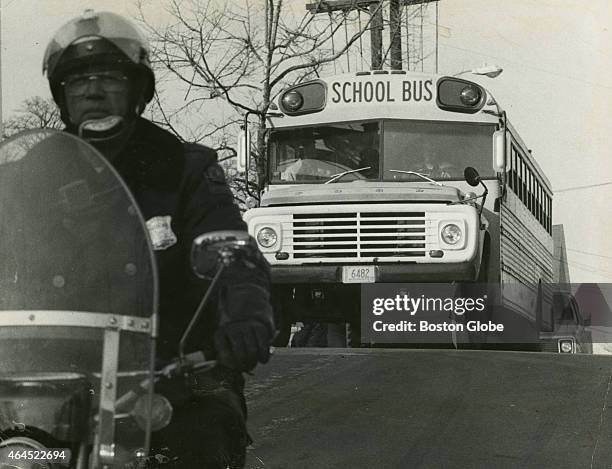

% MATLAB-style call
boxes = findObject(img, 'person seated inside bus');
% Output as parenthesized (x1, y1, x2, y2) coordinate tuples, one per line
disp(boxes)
(414, 151, 452, 179)
(280, 141, 380, 182)
(355, 139, 380, 179)
(281, 154, 304, 181)
(280, 144, 319, 181)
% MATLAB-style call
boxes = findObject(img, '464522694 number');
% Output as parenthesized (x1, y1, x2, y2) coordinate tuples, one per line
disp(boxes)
(4, 448, 70, 463)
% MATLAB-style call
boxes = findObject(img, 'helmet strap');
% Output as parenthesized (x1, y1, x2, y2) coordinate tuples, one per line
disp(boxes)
(78, 116, 135, 162)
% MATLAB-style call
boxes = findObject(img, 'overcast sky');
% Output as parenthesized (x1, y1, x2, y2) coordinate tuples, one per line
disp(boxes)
(1, 0, 610, 282)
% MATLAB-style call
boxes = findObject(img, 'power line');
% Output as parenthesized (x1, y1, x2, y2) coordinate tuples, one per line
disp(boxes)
(555, 181, 612, 193)
(566, 248, 612, 261)
(554, 256, 612, 279)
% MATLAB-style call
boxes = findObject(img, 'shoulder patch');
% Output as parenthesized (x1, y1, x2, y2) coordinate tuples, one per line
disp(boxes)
(146, 216, 178, 251)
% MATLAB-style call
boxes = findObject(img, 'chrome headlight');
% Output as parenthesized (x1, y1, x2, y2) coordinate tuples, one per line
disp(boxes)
(256, 227, 278, 248)
(441, 223, 462, 245)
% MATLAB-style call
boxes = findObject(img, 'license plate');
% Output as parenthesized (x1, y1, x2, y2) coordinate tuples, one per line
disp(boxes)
(342, 266, 376, 283)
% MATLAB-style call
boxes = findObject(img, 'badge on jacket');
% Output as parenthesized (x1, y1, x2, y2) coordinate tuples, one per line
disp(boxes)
(146, 216, 178, 250)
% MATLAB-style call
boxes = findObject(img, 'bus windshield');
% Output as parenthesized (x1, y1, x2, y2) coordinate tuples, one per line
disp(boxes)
(269, 120, 496, 183)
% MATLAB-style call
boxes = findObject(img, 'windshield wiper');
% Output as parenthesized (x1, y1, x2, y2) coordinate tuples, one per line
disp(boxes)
(324, 166, 371, 184)
(387, 169, 442, 186)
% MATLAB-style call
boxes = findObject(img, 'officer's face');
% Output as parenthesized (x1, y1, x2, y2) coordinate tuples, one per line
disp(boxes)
(63, 67, 131, 127)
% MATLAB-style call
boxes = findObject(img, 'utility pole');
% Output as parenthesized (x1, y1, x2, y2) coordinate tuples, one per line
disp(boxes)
(306, 0, 384, 70)
(369, 1, 383, 69)
(305, 0, 438, 72)
(388, 0, 402, 70)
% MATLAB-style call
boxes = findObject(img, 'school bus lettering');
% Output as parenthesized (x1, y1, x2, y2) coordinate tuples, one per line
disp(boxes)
(331, 79, 433, 104)
(403, 79, 433, 102)
(331, 81, 396, 103)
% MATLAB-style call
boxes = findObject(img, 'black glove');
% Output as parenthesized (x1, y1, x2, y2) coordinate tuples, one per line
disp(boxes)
(214, 320, 272, 372)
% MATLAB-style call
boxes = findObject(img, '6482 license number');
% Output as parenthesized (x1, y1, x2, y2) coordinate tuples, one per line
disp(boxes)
(342, 266, 375, 283)
(5, 448, 70, 463)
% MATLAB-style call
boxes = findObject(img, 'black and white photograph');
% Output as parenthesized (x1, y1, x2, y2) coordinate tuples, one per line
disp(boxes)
(0, 0, 610, 468)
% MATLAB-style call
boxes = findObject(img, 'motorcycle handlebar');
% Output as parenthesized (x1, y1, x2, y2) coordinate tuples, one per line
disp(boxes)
(115, 352, 216, 412)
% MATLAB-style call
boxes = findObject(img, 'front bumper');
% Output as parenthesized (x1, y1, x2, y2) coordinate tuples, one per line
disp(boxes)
(271, 260, 479, 284)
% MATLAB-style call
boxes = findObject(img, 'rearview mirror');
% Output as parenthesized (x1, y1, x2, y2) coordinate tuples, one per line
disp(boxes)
(191, 230, 258, 278)
(493, 130, 505, 172)
(236, 128, 250, 173)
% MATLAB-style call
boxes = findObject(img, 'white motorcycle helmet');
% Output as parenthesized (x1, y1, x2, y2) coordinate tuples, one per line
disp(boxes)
(43, 9, 155, 123)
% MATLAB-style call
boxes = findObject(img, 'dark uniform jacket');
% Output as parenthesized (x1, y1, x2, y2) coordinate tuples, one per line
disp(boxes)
(92, 117, 274, 361)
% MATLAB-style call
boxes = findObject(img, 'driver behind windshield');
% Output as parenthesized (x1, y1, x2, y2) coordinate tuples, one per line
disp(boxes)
(414, 142, 452, 179)
(355, 131, 380, 179)
(414, 143, 451, 179)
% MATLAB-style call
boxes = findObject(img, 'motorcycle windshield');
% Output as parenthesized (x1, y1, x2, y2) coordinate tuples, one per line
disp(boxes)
(0, 130, 157, 467)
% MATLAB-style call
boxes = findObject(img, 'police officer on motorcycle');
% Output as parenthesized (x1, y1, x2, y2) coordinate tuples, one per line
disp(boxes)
(43, 10, 274, 468)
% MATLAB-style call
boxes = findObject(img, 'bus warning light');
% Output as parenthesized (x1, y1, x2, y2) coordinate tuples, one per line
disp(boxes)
(278, 81, 326, 116)
(460, 85, 481, 106)
(281, 91, 304, 113)
(436, 77, 486, 114)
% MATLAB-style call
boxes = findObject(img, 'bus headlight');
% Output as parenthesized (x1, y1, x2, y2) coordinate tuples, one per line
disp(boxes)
(441, 223, 462, 245)
(257, 227, 278, 248)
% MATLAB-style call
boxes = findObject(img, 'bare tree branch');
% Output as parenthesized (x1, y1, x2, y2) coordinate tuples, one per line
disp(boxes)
(139, 0, 377, 199)
(3, 97, 62, 137)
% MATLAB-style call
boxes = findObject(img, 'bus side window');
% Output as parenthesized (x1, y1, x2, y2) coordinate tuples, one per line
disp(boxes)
(537, 183, 542, 225)
(516, 153, 524, 202)
(545, 191, 548, 231)
(532, 175, 536, 218)
(547, 196, 552, 234)
(528, 171, 532, 213)
(524, 167, 529, 210)
(532, 174, 536, 217)
(518, 158, 524, 203)
(544, 194, 548, 232)
(544, 194, 550, 233)
(511, 147, 518, 192)
(529, 170, 535, 215)
(539, 185, 544, 227)
(527, 165, 532, 212)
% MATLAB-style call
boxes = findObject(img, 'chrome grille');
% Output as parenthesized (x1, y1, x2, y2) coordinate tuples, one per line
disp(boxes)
(292, 212, 426, 259)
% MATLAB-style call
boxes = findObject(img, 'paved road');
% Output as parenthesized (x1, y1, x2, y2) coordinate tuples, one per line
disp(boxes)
(244, 348, 612, 469)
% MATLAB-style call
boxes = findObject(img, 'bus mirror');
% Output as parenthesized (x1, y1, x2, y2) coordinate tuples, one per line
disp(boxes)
(237, 128, 250, 173)
(464, 167, 481, 187)
(493, 130, 505, 172)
